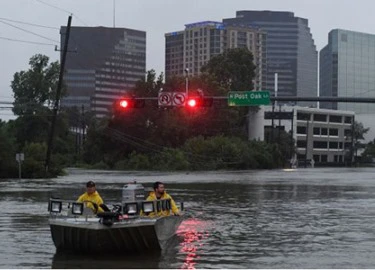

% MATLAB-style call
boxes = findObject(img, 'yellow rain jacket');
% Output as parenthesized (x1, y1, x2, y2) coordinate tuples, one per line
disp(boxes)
(77, 191, 104, 213)
(145, 191, 179, 217)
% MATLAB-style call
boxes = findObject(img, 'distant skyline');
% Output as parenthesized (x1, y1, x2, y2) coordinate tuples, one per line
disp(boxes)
(2, 0, 375, 120)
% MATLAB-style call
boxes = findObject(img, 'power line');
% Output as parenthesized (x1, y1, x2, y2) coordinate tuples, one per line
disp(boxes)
(34, 0, 72, 14)
(0, 20, 59, 43)
(33, 0, 89, 26)
(0, 36, 57, 46)
(0, 17, 59, 30)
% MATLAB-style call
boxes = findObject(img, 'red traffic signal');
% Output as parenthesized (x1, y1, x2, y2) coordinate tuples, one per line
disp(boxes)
(187, 98, 198, 107)
(116, 98, 145, 110)
(119, 100, 129, 108)
(186, 97, 213, 108)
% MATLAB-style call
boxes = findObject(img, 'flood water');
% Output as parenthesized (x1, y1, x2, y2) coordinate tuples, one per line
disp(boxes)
(1, 168, 375, 268)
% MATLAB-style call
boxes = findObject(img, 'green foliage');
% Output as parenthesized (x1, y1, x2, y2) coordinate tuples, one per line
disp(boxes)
(22, 142, 47, 178)
(201, 48, 256, 92)
(127, 152, 151, 170)
(11, 54, 62, 116)
(152, 149, 189, 171)
(0, 54, 76, 178)
(0, 121, 18, 177)
(91, 161, 110, 170)
(183, 136, 283, 170)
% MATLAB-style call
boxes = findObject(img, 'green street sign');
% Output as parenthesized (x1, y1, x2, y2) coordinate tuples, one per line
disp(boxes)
(228, 91, 270, 106)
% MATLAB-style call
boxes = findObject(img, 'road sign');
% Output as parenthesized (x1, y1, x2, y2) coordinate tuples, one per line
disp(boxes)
(172, 93, 186, 106)
(158, 92, 172, 106)
(16, 153, 24, 162)
(158, 92, 187, 106)
(16, 153, 24, 179)
(228, 91, 270, 106)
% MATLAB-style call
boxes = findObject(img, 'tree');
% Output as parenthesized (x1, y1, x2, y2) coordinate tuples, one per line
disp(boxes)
(0, 120, 17, 177)
(11, 54, 61, 116)
(7, 54, 73, 177)
(352, 121, 369, 162)
(201, 48, 256, 92)
(361, 139, 375, 163)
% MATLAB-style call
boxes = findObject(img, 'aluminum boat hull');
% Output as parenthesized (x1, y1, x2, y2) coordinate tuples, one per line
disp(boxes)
(49, 215, 183, 253)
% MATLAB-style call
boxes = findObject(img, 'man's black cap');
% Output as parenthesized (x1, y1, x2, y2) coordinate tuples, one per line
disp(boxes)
(86, 181, 96, 187)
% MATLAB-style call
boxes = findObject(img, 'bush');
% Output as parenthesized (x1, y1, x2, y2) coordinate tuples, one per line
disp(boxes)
(22, 142, 48, 178)
(91, 161, 110, 170)
(182, 135, 283, 170)
(127, 152, 150, 170)
(152, 149, 189, 171)
(113, 159, 128, 170)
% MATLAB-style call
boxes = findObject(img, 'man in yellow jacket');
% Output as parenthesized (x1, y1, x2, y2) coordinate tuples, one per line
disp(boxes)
(146, 181, 179, 217)
(77, 181, 105, 213)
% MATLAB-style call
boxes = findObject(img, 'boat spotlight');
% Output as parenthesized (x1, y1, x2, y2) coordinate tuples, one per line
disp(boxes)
(49, 200, 62, 213)
(124, 203, 138, 215)
(72, 202, 84, 215)
(142, 201, 154, 214)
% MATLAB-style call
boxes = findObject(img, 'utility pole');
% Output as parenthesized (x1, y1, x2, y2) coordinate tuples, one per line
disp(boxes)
(305, 117, 310, 168)
(290, 109, 295, 163)
(82, 104, 86, 144)
(45, 15, 72, 174)
(271, 101, 275, 143)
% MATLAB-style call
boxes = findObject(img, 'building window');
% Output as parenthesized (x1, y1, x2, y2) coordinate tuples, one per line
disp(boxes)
(344, 129, 351, 137)
(321, 155, 328, 162)
(313, 155, 320, 162)
(297, 113, 310, 120)
(329, 115, 342, 123)
(329, 128, 339, 136)
(297, 140, 307, 148)
(313, 127, 320, 135)
(329, 142, 338, 149)
(313, 141, 328, 149)
(341, 33, 348, 42)
(344, 116, 353, 124)
(297, 126, 307, 134)
(344, 142, 352, 149)
(314, 114, 327, 122)
(321, 128, 328, 135)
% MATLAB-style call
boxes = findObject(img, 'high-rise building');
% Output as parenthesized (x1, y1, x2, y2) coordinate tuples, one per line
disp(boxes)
(60, 26, 146, 118)
(165, 21, 267, 91)
(223, 11, 318, 106)
(320, 29, 375, 113)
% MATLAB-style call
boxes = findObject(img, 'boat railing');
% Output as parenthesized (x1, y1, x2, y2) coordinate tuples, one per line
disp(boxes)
(48, 198, 183, 219)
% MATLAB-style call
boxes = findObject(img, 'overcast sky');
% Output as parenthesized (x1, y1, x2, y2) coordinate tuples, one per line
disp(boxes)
(1, 0, 375, 120)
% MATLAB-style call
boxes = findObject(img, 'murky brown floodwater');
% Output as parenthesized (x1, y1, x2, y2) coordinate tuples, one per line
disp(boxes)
(1, 168, 375, 268)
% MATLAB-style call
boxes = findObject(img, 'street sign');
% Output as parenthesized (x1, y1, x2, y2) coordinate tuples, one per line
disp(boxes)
(172, 93, 186, 106)
(158, 92, 172, 106)
(228, 91, 270, 106)
(158, 92, 186, 106)
(15, 153, 24, 179)
(16, 153, 24, 162)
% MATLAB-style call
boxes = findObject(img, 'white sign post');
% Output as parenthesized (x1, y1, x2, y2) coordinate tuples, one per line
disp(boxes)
(16, 153, 24, 179)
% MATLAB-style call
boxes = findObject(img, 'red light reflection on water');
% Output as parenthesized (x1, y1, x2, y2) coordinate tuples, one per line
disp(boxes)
(177, 219, 211, 270)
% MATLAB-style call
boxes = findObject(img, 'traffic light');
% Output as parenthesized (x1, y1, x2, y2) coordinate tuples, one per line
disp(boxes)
(116, 98, 145, 110)
(186, 96, 213, 108)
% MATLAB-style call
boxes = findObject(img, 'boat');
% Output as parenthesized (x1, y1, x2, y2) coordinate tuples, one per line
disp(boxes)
(48, 182, 184, 253)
